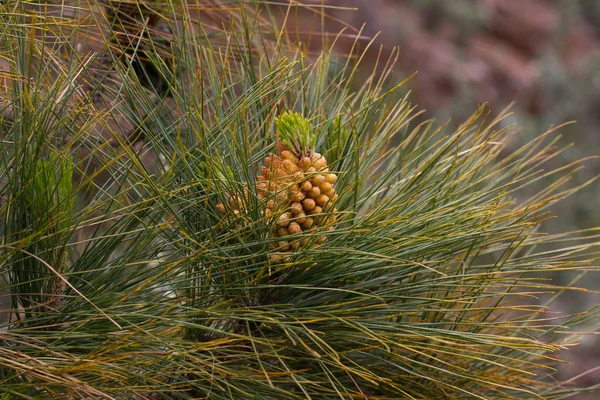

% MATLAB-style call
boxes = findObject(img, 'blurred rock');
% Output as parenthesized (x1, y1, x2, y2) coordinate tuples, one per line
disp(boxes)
(401, 30, 458, 110)
(483, 0, 558, 54)
(562, 19, 600, 67)
(467, 33, 537, 110)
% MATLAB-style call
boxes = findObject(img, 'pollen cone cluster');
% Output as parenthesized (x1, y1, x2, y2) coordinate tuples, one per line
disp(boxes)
(216, 112, 338, 263)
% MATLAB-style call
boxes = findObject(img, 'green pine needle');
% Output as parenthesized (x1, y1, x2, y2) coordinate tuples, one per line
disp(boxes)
(0, 1, 597, 399)
(275, 111, 316, 156)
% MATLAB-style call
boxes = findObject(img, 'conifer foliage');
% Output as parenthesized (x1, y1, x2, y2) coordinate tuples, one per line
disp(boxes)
(0, 1, 598, 399)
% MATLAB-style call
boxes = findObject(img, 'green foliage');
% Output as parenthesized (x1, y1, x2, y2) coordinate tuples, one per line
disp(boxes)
(0, 1, 598, 399)
(8, 150, 75, 320)
(275, 111, 315, 155)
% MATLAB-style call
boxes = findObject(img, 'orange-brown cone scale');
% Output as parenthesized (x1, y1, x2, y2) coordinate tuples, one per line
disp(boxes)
(216, 141, 338, 263)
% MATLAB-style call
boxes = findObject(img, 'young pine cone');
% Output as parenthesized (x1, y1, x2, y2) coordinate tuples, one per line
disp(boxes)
(216, 112, 338, 263)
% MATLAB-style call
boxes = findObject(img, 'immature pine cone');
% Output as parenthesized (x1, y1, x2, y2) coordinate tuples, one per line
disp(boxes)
(216, 112, 338, 263)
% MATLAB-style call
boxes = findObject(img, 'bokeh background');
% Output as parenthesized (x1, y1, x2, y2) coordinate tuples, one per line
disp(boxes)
(296, 0, 600, 396)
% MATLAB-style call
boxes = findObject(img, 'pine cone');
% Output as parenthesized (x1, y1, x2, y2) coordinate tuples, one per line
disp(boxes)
(216, 112, 338, 263)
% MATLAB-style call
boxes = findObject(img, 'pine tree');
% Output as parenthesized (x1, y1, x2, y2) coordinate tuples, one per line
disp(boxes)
(0, 1, 598, 399)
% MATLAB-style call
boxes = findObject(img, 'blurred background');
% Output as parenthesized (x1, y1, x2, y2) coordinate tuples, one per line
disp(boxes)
(296, 0, 600, 396)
